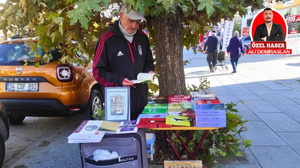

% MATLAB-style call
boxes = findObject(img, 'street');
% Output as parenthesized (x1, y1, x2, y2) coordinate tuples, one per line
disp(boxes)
(2, 50, 300, 168)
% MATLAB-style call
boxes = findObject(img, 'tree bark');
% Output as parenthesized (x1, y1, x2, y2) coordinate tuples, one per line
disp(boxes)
(154, 8, 186, 97)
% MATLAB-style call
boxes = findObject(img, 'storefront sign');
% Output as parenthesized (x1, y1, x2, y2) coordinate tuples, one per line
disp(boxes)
(286, 15, 300, 23)
(242, 27, 249, 36)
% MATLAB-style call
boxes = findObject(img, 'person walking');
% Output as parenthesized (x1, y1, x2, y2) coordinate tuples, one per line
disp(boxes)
(93, 5, 155, 120)
(203, 29, 222, 73)
(226, 31, 245, 73)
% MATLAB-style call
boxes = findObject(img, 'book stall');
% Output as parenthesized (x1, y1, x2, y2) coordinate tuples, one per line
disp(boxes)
(68, 89, 225, 167)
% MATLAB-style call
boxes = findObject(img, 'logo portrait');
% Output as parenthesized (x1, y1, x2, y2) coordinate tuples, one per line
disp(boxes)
(250, 8, 288, 41)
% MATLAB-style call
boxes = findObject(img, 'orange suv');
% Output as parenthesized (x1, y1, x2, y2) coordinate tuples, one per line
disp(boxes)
(0, 38, 104, 124)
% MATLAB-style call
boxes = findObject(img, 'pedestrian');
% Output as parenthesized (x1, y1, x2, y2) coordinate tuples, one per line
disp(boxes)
(226, 31, 245, 73)
(93, 5, 155, 120)
(203, 29, 222, 73)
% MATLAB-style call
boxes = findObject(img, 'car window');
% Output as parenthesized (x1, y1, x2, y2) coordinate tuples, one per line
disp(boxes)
(245, 36, 251, 41)
(0, 43, 59, 65)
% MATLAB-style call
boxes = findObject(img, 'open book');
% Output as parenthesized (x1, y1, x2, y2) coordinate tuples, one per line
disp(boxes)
(131, 73, 159, 84)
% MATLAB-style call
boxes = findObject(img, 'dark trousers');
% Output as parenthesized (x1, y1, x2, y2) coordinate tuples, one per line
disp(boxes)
(206, 52, 218, 70)
(230, 57, 239, 71)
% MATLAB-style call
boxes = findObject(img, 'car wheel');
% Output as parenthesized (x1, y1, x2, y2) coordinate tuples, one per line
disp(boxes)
(244, 45, 249, 49)
(8, 114, 25, 125)
(0, 135, 5, 167)
(86, 89, 104, 120)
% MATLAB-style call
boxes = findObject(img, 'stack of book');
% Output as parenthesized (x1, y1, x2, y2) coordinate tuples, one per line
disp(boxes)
(191, 92, 220, 110)
(195, 103, 226, 127)
(137, 103, 170, 128)
(168, 95, 192, 112)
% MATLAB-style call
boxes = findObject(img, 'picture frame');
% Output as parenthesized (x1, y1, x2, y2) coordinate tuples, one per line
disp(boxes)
(105, 87, 130, 122)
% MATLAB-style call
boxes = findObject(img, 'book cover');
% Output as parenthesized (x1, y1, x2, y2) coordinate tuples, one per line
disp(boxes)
(137, 118, 171, 128)
(116, 120, 138, 134)
(195, 104, 226, 116)
(137, 113, 167, 121)
(67, 120, 105, 143)
(165, 115, 194, 127)
(196, 116, 226, 122)
(98, 121, 121, 132)
(168, 95, 191, 103)
(196, 122, 226, 127)
(131, 73, 159, 84)
(167, 111, 195, 118)
(194, 99, 221, 105)
(167, 102, 192, 112)
(190, 91, 217, 100)
(142, 103, 168, 114)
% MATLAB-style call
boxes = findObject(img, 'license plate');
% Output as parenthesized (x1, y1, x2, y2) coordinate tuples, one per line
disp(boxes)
(6, 83, 39, 92)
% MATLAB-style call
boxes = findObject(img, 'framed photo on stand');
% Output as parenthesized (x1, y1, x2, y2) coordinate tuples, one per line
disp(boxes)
(105, 87, 130, 122)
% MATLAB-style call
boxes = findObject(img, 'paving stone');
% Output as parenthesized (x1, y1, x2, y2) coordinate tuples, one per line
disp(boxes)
(243, 100, 281, 113)
(256, 113, 300, 132)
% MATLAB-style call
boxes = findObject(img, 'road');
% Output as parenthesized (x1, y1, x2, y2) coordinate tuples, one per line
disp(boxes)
(3, 115, 83, 168)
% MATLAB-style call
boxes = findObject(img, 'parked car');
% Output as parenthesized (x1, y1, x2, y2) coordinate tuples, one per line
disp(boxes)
(286, 33, 300, 56)
(0, 103, 9, 167)
(0, 38, 104, 124)
(241, 36, 251, 49)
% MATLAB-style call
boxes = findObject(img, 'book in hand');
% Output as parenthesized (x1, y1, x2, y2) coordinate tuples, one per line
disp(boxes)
(137, 118, 171, 128)
(116, 120, 138, 134)
(67, 120, 105, 143)
(131, 73, 159, 84)
(166, 115, 194, 127)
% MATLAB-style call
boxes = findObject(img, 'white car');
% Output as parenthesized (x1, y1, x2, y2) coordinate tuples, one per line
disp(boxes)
(286, 33, 300, 56)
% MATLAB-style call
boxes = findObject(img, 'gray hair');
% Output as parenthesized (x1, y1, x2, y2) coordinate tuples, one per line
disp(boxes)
(233, 31, 239, 37)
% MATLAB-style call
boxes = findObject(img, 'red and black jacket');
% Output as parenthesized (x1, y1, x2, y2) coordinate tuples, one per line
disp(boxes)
(93, 21, 154, 87)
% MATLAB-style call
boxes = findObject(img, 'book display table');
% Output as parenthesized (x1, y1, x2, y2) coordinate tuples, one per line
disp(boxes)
(151, 127, 219, 160)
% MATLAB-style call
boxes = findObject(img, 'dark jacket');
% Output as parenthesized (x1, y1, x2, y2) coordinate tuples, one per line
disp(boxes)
(226, 36, 245, 58)
(203, 35, 221, 53)
(93, 21, 154, 119)
(253, 22, 285, 41)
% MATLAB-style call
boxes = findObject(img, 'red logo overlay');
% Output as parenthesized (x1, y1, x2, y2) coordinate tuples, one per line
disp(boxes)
(247, 42, 292, 54)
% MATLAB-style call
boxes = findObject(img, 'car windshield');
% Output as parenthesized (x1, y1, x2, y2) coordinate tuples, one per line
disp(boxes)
(0, 43, 60, 65)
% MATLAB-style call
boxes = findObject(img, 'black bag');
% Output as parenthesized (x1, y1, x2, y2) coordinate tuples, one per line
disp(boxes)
(80, 129, 148, 168)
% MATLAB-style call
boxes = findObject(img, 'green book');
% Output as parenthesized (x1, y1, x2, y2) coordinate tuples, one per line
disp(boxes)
(142, 103, 168, 114)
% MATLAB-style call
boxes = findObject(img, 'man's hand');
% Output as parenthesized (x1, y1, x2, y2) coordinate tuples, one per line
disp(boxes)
(242, 53, 245, 56)
(148, 71, 155, 74)
(123, 78, 135, 87)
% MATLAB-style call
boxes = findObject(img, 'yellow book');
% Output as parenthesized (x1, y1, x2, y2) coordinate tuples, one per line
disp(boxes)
(99, 121, 121, 132)
(166, 115, 194, 127)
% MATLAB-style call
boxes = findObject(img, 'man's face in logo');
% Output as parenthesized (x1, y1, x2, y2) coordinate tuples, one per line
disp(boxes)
(263, 10, 273, 23)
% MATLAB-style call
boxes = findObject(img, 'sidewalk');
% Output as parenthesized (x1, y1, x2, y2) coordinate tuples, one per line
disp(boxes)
(151, 50, 300, 168)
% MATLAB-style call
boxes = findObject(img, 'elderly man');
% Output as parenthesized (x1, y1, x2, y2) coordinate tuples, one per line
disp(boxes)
(253, 8, 285, 41)
(93, 5, 155, 120)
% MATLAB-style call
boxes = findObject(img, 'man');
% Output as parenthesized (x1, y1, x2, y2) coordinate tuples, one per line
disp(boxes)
(203, 30, 221, 73)
(93, 5, 155, 120)
(253, 8, 285, 41)
(226, 31, 245, 73)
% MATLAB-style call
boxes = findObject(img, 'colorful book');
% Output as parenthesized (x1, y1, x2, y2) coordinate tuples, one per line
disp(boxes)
(67, 120, 105, 143)
(195, 104, 226, 116)
(194, 99, 221, 105)
(168, 102, 192, 111)
(137, 113, 167, 121)
(168, 95, 191, 103)
(142, 103, 168, 114)
(190, 91, 217, 100)
(165, 115, 194, 127)
(137, 118, 171, 128)
(116, 120, 138, 134)
(167, 111, 195, 118)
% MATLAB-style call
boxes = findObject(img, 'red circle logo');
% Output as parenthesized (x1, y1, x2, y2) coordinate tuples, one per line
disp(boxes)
(250, 9, 288, 41)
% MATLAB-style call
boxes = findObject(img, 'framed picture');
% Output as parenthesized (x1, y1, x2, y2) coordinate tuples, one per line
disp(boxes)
(105, 87, 130, 122)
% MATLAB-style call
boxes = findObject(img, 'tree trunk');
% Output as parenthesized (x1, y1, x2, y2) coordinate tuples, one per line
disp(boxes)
(154, 8, 186, 97)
